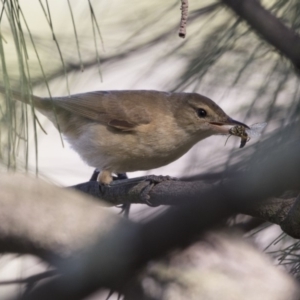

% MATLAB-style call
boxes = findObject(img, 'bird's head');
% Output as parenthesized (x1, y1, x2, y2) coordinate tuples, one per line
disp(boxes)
(175, 93, 249, 139)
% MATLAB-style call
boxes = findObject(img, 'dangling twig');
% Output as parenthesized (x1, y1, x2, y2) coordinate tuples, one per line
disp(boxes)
(179, 0, 189, 38)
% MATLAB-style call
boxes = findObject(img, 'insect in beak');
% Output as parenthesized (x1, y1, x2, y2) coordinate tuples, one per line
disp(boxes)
(225, 122, 267, 148)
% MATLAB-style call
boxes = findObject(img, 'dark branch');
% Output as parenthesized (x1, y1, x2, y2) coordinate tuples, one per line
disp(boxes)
(0, 122, 297, 300)
(222, 0, 300, 71)
(16, 137, 300, 300)
(71, 174, 300, 238)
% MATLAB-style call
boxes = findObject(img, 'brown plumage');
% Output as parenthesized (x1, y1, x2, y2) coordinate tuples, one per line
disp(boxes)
(8, 89, 248, 184)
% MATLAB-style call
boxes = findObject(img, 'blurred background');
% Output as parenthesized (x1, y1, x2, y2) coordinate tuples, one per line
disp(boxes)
(0, 0, 299, 298)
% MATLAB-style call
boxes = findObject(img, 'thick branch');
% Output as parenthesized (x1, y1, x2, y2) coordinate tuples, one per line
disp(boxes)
(0, 124, 299, 299)
(17, 137, 300, 299)
(222, 0, 300, 71)
(0, 141, 298, 299)
(0, 175, 126, 261)
(124, 232, 299, 300)
(72, 175, 300, 238)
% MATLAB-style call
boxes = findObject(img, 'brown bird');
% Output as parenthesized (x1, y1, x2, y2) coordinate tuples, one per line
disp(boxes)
(8, 90, 248, 184)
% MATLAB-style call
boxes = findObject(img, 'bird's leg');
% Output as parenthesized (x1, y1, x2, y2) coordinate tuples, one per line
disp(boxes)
(97, 170, 113, 185)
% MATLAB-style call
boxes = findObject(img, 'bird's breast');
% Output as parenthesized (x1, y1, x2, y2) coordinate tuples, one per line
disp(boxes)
(65, 119, 203, 173)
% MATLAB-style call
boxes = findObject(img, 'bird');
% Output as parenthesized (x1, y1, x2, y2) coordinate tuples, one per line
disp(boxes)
(6, 89, 248, 184)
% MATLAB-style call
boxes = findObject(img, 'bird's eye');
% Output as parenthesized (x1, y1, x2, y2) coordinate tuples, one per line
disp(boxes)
(197, 108, 207, 118)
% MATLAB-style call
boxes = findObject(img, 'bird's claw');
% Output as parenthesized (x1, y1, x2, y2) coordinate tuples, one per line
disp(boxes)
(139, 175, 177, 207)
(142, 174, 178, 183)
(95, 173, 177, 208)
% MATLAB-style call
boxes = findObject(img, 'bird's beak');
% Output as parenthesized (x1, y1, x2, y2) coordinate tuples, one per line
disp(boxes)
(210, 118, 250, 128)
(209, 118, 250, 134)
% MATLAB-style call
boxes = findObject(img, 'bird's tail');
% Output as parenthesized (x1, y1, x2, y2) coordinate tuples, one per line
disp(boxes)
(0, 85, 46, 111)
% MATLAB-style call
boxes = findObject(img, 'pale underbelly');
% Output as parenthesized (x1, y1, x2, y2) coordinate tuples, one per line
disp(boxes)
(65, 123, 198, 173)
(67, 134, 193, 173)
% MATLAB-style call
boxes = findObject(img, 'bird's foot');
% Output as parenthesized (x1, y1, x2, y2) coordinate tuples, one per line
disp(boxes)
(137, 175, 178, 207)
(109, 174, 178, 206)
(90, 171, 177, 208)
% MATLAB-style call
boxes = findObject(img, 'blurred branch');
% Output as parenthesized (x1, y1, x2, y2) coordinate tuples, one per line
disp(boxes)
(0, 127, 298, 298)
(12, 134, 300, 300)
(233, 217, 268, 233)
(0, 174, 126, 261)
(123, 231, 299, 300)
(222, 0, 300, 71)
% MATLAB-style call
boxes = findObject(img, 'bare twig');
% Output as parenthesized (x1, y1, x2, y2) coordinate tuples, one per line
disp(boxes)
(179, 0, 189, 38)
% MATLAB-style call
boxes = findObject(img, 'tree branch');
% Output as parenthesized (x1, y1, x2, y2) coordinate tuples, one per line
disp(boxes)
(72, 175, 300, 238)
(16, 134, 300, 299)
(0, 175, 127, 262)
(0, 124, 298, 299)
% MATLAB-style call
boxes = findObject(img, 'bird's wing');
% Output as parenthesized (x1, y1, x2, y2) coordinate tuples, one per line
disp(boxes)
(51, 91, 152, 131)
